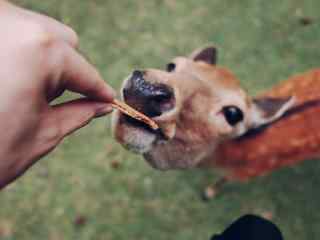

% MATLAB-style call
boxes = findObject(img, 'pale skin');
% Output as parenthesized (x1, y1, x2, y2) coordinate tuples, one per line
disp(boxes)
(0, 1, 115, 189)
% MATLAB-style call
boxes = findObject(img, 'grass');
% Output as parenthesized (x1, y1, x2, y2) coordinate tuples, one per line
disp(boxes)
(1, 0, 320, 239)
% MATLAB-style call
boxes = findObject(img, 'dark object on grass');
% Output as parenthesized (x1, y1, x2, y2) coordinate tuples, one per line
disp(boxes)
(299, 17, 313, 26)
(110, 160, 121, 169)
(210, 215, 283, 240)
(74, 215, 88, 228)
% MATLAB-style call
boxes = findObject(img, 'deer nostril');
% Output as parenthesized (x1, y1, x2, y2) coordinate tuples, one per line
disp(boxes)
(132, 70, 143, 79)
(150, 89, 173, 103)
(146, 87, 175, 117)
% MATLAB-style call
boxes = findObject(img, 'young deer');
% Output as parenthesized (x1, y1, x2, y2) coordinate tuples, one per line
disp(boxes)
(112, 46, 320, 198)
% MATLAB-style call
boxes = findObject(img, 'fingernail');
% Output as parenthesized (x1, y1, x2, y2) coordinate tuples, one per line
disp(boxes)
(109, 87, 117, 98)
(95, 104, 113, 118)
(109, 91, 117, 100)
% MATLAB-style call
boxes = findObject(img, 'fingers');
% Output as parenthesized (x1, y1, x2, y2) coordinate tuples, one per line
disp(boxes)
(7, 1, 78, 48)
(26, 98, 112, 173)
(61, 43, 115, 102)
(46, 98, 113, 141)
(30, 11, 79, 48)
(6, 2, 115, 102)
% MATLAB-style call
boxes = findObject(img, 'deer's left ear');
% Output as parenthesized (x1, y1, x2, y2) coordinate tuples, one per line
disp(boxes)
(190, 46, 217, 65)
(248, 96, 295, 128)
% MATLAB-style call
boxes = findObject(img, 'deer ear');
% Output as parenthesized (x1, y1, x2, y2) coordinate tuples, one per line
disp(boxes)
(249, 96, 295, 128)
(190, 46, 217, 65)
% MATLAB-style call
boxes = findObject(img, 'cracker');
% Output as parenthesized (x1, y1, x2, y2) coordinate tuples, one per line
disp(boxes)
(112, 99, 159, 130)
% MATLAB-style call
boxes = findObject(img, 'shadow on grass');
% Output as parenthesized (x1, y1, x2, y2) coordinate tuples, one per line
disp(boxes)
(175, 158, 320, 239)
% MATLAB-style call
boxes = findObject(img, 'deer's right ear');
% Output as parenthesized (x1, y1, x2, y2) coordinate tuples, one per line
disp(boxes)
(190, 46, 217, 65)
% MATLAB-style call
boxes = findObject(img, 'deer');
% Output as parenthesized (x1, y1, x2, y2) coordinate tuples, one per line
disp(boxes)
(112, 46, 320, 199)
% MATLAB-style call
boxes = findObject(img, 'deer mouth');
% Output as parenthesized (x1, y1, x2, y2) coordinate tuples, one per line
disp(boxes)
(120, 71, 175, 137)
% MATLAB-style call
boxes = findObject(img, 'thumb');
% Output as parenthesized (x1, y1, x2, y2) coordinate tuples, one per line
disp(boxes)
(48, 98, 113, 139)
(25, 98, 112, 172)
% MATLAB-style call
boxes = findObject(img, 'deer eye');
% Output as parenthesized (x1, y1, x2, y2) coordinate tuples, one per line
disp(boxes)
(166, 63, 176, 72)
(222, 106, 244, 126)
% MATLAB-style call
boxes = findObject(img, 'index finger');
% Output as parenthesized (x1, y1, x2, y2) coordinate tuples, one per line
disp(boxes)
(61, 43, 115, 102)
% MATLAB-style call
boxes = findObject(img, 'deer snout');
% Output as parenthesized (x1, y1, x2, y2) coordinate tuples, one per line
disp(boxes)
(123, 70, 175, 118)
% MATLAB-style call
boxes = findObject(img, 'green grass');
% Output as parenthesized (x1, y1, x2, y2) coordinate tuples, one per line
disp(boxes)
(1, 0, 320, 239)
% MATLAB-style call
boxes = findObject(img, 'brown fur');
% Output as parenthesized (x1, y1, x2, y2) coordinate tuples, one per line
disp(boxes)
(212, 69, 320, 180)
(112, 47, 311, 183)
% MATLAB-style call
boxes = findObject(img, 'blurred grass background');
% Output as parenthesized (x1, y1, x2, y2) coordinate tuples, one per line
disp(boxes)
(1, 0, 320, 239)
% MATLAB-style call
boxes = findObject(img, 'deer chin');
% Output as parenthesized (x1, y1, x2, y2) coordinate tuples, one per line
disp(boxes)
(143, 149, 203, 171)
(112, 111, 162, 154)
(139, 136, 215, 171)
(112, 101, 174, 155)
(113, 111, 204, 170)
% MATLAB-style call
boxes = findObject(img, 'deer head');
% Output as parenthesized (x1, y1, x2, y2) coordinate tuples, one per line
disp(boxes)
(112, 46, 294, 170)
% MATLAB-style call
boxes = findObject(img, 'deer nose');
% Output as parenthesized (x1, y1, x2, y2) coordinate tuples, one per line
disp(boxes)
(132, 70, 143, 79)
(123, 70, 174, 117)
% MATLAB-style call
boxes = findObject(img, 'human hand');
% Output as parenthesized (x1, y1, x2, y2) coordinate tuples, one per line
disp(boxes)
(0, 1, 115, 188)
